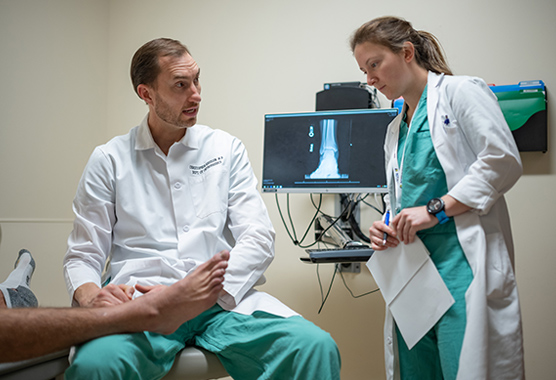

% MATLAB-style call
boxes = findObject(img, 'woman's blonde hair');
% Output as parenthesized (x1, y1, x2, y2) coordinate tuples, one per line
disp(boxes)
(350, 16, 452, 75)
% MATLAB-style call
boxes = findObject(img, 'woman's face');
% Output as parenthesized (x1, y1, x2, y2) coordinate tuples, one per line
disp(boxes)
(354, 41, 411, 101)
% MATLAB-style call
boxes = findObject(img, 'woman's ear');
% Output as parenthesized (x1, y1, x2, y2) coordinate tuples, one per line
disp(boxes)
(402, 41, 415, 63)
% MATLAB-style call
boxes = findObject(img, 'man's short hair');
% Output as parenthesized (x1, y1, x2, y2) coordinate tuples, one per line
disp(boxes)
(130, 38, 190, 97)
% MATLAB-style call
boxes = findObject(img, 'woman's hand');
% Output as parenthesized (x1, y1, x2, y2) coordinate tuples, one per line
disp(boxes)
(390, 206, 437, 244)
(369, 220, 399, 250)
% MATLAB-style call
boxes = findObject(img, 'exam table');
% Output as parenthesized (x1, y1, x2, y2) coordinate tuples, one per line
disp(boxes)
(0, 346, 229, 380)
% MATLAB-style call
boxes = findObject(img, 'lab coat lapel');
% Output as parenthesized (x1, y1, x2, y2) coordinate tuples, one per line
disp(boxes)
(426, 71, 443, 142)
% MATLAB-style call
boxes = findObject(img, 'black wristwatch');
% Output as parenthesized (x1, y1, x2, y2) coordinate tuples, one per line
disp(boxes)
(427, 198, 449, 225)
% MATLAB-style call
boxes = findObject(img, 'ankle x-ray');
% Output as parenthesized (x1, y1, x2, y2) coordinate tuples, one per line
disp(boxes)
(307, 119, 348, 179)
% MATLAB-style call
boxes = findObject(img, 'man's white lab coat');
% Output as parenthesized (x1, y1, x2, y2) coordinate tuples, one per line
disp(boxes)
(63, 116, 297, 318)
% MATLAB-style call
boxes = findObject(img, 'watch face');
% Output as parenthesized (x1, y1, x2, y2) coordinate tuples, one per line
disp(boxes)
(427, 198, 443, 214)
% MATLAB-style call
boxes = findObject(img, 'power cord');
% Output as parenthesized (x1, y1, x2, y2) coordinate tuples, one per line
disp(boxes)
(316, 260, 380, 313)
(275, 193, 322, 248)
(359, 193, 385, 215)
(339, 193, 386, 243)
(338, 269, 380, 298)
(275, 193, 349, 249)
(317, 263, 337, 314)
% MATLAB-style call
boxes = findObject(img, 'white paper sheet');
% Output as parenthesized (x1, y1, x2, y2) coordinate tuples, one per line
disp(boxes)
(366, 237, 454, 349)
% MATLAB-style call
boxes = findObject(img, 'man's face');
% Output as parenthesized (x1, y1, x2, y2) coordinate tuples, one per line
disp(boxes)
(150, 53, 202, 129)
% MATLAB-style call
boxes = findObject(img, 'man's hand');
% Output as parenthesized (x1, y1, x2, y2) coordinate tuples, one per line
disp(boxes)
(76, 283, 135, 308)
(135, 284, 167, 295)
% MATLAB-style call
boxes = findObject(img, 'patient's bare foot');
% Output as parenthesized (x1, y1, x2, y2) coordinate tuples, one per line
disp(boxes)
(134, 250, 229, 334)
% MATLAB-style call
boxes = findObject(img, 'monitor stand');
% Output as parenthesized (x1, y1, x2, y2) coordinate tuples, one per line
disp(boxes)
(312, 194, 367, 273)
(314, 195, 365, 247)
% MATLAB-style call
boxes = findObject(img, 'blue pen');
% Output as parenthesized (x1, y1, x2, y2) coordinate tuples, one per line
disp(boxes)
(382, 210, 390, 246)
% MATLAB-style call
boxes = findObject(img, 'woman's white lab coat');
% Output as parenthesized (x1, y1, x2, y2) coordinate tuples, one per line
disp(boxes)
(382, 72, 525, 380)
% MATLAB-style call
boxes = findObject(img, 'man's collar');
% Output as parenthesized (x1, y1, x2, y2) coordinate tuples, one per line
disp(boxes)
(135, 115, 156, 150)
(135, 114, 200, 151)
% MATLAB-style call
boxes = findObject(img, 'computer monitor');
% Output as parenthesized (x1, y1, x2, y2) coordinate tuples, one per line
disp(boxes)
(261, 108, 398, 193)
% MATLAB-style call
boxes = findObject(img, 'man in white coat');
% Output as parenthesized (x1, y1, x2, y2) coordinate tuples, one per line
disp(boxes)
(63, 38, 340, 380)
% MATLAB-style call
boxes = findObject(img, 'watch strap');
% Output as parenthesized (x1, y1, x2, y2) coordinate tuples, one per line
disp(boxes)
(435, 210, 449, 224)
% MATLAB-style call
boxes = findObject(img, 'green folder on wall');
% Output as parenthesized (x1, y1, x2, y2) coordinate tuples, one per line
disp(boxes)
(490, 80, 547, 152)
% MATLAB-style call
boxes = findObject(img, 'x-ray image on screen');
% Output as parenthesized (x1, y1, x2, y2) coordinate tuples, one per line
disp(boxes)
(262, 108, 398, 193)
(307, 118, 348, 180)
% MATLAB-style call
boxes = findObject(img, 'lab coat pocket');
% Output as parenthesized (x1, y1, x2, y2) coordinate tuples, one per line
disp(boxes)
(442, 119, 471, 171)
(485, 232, 515, 301)
(441, 116, 459, 143)
(188, 168, 229, 218)
(442, 118, 458, 134)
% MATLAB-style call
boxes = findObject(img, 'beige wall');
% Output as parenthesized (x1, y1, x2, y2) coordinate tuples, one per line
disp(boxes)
(1, 0, 555, 379)
(0, 0, 109, 306)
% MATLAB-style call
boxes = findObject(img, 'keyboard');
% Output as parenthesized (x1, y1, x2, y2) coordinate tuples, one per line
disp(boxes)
(304, 245, 374, 263)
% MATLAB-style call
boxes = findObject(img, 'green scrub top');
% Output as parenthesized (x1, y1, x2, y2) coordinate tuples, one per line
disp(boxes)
(397, 85, 465, 244)
(397, 85, 451, 233)
(395, 85, 473, 380)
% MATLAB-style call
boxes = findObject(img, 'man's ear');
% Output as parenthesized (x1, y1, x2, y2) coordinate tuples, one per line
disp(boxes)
(137, 84, 153, 106)
(402, 41, 415, 63)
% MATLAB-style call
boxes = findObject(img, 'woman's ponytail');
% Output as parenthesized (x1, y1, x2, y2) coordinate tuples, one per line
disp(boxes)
(413, 30, 452, 75)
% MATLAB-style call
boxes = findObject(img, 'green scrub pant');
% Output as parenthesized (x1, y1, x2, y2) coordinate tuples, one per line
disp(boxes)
(395, 226, 473, 380)
(65, 305, 341, 380)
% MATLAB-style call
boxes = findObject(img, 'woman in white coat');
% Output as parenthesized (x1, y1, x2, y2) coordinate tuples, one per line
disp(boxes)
(351, 16, 525, 380)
